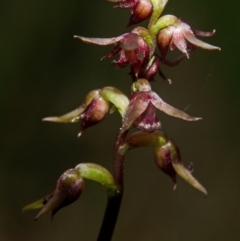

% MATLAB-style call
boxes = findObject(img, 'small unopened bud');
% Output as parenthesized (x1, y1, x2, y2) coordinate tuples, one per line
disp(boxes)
(112, 0, 152, 26)
(141, 56, 159, 81)
(128, 0, 153, 26)
(34, 169, 84, 220)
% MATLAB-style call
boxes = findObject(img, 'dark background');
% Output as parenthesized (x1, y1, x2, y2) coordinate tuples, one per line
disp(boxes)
(1, 0, 239, 240)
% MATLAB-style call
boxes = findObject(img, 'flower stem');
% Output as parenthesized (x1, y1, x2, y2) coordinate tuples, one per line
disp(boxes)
(147, 0, 169, 55)
(97, 193, 122, 241)
(114, 130, 128, 189)
(148, 0, 169, 32)
(97, 129, 128, 241)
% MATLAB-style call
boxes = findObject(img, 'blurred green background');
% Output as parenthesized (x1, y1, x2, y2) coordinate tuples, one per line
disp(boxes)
(0, 0, 239, 240)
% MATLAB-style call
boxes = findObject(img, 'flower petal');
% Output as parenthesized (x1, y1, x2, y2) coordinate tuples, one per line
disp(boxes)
(155, 145, 177, 187)
(74, 35, 125, 45)
(113, 0, 138, 8)
(134, 102, 161, 132)
(157, 26, 174, 58)
(22, 193, 53, 212)
(171, 29, 188, 56)
(151, 92, 202, 121)
(142, 56, 159, 81)
(172, 161, 207, 196)
(183, 31, 220, 51)
(128, 0, 153, 26)
(193, 29, 216, 37)
(121, 93, 150, 132)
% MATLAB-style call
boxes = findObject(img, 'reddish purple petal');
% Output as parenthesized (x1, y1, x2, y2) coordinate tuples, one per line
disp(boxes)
(157, 26, 174, 59)
(121, 92, 150, 131)
(155, 145, 177, 186)
(171, 29, 188, 56)
(101, 45, 122, 60)
(74, 35, 125, 45)
(128, 0, 153, 26)
(119, 33, 139, 50)
(134, 102, 161, 132)
(183, 30, 220, 51)
(114, 0, 138, 8)
(141, 56, 159, 81)
(150, 92, 202, 121)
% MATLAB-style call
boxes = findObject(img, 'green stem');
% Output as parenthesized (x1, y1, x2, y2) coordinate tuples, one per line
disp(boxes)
(150, 15, 179, 36)
(147, 0, 169, 54)
(148, 0, 169, 32)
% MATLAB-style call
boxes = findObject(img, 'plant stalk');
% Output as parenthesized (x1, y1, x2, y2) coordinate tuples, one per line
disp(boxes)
(97, 129, 128, 241)
(97, 193, 122, 241)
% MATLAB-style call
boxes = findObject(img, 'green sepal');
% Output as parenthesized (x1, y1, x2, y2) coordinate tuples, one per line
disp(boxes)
(151, 15, 179, 35)
(100, 87, 129, 117)
(22, 196, 48, 212)
(172, 162, 207, 196)
(148, 0, 169, 33)
(75, 163, 118, 196)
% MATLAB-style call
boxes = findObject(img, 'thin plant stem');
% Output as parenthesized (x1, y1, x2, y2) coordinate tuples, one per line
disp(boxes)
(97, 193, 122, 241)
(114, 130, 128, 189)
(97, 129, 128, 241)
